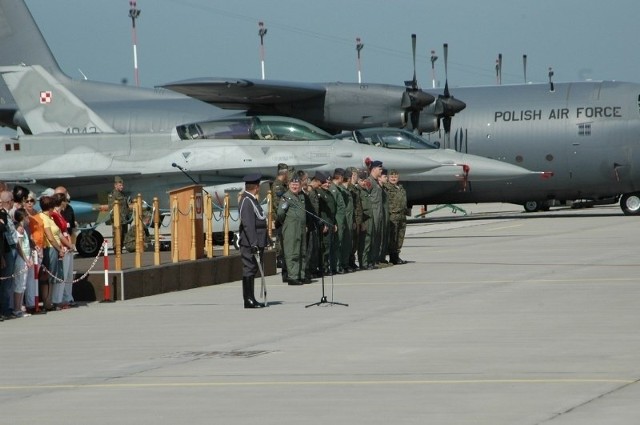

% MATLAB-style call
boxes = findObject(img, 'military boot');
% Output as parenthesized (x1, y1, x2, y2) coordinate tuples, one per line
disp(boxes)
(243, 277, 262, 309)
(248, 276, 264, 308)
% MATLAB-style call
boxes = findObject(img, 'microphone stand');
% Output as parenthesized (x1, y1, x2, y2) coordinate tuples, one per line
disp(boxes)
(171, 162, 210, 195)
(280, 193, 348, 308)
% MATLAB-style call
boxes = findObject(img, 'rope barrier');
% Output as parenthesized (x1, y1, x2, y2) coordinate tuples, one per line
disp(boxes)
(175, 204, 192, 216)
(36, 241, 106, 285)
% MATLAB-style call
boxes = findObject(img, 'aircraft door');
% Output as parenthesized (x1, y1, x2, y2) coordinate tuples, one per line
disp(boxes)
(566, 120, 626, 190)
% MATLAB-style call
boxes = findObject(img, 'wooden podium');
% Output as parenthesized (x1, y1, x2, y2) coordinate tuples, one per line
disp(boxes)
(169, 184, 204, 261)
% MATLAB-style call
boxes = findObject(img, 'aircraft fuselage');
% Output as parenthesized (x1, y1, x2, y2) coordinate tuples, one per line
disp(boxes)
(405, 81, 640, 207)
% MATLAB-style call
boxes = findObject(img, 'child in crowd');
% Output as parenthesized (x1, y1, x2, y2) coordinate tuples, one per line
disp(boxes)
(12, 208, 33, 318)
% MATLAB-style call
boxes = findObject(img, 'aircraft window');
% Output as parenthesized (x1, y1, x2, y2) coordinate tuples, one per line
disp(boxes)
(578, 123, 591, 136)
(176, 123, 204, 140)
(256, 121, 330, 141)
(177, 118, 256, 140)
(357, 130, 439, 149)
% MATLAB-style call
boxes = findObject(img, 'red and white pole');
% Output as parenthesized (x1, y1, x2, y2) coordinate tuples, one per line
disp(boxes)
(32, 249, 40, 312)
(103, 241, 111, 301)
(129, 1, 141, 87)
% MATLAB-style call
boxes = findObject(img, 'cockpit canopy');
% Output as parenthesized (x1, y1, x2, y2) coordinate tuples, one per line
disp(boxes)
(336, 128, 441, 149)
(176, 116, 333, 141)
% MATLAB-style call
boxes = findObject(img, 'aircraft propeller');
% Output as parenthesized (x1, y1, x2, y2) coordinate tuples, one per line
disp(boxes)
(433, 43, 466, 146)
(401, 34, 435, 132)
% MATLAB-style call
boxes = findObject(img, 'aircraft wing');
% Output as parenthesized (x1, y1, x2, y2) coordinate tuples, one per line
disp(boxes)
(161, 78, 327, 110)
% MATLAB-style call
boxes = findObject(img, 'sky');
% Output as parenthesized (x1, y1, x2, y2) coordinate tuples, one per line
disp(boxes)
(23, 0, 640, 90)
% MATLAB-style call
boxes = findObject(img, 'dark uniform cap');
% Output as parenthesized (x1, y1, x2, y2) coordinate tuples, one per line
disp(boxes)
(381, 168, 388, 176)
(313, 171, 325, 181)
(357, 170, 369, 180)
(389, 169, 399, 176)
(333, 168, 345, 177)
(114, 176, 124, 183)
(345, 167, 357, 175)
(243, 173, 262, 184)
(289, 174, 301, 183)
(277, 163, 288, 174)
(369, 160, 383, 169)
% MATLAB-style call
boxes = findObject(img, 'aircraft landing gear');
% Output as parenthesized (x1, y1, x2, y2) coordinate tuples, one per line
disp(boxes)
(76, 229, 104, 257)
(523, 200, 548, 213)
(620, 192, 640, 215)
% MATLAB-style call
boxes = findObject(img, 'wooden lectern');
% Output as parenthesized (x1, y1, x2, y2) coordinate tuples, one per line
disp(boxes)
(169, 184, 204, 261)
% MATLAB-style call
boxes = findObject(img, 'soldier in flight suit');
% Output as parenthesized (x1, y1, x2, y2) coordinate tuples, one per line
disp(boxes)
(271, 163, 289, 281)
(378, 169, 390, 264)
(367, 160, 384, 265)
(238, 174, 269, 308)
(277, 174, 307, 285)
(329, 168, 348, 274)
(306, 171, 324, 279)
(385, 169, 409, 264)
(357, 169, 374, 269)
(318, 173, 337, 274)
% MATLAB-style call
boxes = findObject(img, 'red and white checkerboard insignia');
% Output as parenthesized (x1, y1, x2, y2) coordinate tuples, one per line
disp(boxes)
(39, 91, 52, 104)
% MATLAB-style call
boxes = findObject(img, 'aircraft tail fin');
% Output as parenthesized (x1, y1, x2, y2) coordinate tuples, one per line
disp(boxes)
(0, 0, 66, 79)
(0, 65, 117, 135)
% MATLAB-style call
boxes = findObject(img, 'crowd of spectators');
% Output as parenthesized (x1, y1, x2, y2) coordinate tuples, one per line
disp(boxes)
(0, 182, 76, 321)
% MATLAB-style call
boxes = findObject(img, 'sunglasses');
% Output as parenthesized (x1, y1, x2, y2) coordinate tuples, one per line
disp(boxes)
(26, 199, 36, 203)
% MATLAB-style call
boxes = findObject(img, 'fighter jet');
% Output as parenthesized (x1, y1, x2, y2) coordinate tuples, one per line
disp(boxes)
(0, 64, 538, 200)
(163, 40, 640, 215)
(0, 63, 543, 255)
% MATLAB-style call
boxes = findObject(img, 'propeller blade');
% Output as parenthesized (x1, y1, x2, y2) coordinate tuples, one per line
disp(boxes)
(443, 43, 448, 82)
(443, 116, 452, 134)
(411, 34, 417, 88)
(432, 43, 466, 144)
(400, 34, 435, 131)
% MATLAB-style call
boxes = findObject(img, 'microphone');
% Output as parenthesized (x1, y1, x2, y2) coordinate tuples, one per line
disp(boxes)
(171, 162, 209, 195)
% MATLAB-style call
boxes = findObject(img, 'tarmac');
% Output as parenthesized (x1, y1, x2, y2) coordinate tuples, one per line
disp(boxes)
(1, 202, 640, 424)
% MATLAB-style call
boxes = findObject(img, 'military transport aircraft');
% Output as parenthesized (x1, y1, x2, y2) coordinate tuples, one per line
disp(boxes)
(164, 36, 640, 215)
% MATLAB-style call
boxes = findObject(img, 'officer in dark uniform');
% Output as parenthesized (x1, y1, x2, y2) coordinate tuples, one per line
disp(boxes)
(238, 173, 269, 308)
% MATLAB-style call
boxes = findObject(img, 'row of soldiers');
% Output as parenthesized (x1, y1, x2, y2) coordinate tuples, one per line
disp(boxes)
(272, 160, 409, 285)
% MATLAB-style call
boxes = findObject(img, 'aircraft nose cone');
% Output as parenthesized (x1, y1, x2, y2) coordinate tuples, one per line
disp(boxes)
(402, 89, 435, 109)
(460, 155, 539, 181)
(412, 90, 435, 108)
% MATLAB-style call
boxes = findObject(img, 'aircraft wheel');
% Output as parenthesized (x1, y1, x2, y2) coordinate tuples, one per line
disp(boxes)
(620, 192, 640, 215)
(523, 200, 543, 213)
(76, 230, 105, 257)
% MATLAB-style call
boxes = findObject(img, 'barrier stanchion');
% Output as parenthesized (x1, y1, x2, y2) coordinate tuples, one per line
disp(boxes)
(134, 194, 143, 268)
(153, 197, 160, 266)
(113, 200, 122, 271)
(172, 196, 179, 263)
(101, 241, 113, 302)
(267, 190, 273, 240)
(189, 194, 196, 260)
(223, 193, 230, 256)
(205, 194, 213, 258)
